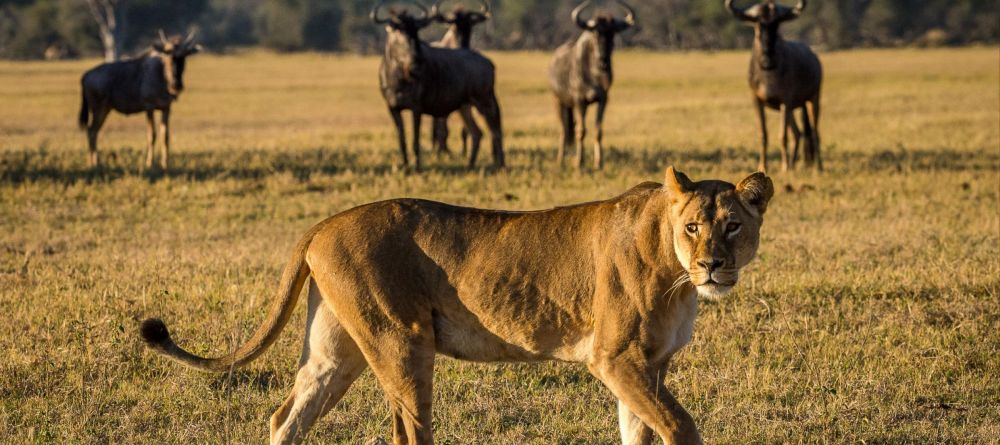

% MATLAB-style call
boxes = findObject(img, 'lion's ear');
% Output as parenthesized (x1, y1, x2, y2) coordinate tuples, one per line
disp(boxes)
(664, 166, 694, 201)
(736, 172, 774, 215)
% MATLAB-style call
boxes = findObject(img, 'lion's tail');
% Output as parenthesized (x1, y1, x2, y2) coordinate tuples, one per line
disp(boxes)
(139, 233, 314, 372)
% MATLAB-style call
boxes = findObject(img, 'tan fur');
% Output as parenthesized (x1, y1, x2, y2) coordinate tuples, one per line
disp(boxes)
(140, 167, 773, 445)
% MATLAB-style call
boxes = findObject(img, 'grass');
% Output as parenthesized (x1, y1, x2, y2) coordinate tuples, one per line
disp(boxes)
(1, 47, 998, 444)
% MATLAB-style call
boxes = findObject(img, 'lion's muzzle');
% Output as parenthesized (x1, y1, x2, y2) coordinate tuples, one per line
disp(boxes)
(690, 258, 739, 298)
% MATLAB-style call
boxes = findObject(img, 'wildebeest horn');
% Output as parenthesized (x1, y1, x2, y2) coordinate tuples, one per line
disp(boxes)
(370, 0, 390, 24)
(616, 0, 635, 26)
(411, 0, 429, 19)
(184, 28, 197, 44)
(430, 0, 452, 22)
(572, 1, 594, 30)
(775, 0, 805, 22)
(158, 29, 168, 44)
(791, 0, 805, 16)
(725, 0, 756, 21)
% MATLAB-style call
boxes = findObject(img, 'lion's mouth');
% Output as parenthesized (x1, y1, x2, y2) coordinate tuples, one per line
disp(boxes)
(690, 274, 737, 288)
(695, 282, 734, 299)
(690, 272, 738, 299)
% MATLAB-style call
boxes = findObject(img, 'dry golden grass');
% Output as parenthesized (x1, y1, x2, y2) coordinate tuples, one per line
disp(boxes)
(0, 47, 998, 444)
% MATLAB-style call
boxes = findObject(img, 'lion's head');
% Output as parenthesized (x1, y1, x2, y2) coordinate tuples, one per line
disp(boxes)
(663, 167, 774, 299)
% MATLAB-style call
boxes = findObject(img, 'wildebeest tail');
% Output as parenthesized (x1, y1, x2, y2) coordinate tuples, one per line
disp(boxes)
(78, 89, 89, 130)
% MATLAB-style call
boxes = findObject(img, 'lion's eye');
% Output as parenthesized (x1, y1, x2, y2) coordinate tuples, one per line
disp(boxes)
(726, 222, 742, 234)
(685, 223, 699, 235)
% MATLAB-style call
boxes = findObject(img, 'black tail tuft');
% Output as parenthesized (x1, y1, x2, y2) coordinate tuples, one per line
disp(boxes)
(78, 90, 89, 130)
(140, 318, 171, 345)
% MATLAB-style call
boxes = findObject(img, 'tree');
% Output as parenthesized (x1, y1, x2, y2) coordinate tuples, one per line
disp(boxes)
(257, 0, 304, 51)
(85, 0, 127, 61)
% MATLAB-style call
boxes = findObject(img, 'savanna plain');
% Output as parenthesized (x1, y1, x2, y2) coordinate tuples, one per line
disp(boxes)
(1, 48, 998, 444)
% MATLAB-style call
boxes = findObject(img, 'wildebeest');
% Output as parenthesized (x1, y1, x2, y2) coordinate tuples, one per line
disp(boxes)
(373, 1, 504, 171)
(78, 30, 201, 170)
(549, 0, 635, 170)
(431, 0, 489, 54)
(429, 0, 491, 157)
(726, 0, 823, 172)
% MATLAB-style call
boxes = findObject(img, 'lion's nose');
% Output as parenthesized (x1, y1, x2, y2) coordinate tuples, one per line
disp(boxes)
(697, 259, 724, 272)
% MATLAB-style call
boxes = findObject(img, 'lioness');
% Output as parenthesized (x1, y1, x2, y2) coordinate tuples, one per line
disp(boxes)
(140, 167, 773, 445)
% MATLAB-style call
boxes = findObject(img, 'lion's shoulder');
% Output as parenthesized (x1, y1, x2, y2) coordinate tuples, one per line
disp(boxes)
(612, 181, 662, 204)
(625, 181, 663, 195)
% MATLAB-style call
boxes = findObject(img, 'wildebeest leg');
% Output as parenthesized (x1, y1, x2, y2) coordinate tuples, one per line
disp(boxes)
(144, 110, 157, 170)
(779, 104, 791, 172)
(556, 102, 572, 166)
(754, 98, 768, 173)
(574, 103, 589, 170)
(159, 107, 171, 170)
(594, 99, 607, 170)
(806, 96, 822, 172)
(389, 108, 408, 168)
(460, 126, 469, 157)
(789, 108, 803, 168)
(431, 117, 450, 157)
(458, 106, 483, 169)
(798, 107, 810, 168)
(410, 111, 422, 172)
(474, 95, 504, 168)
(86, 105, 110, 169)
(270, 281, 368, 445)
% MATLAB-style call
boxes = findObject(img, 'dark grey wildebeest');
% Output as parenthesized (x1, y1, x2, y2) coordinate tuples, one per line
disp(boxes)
(429, 0, 491, 157)
(549, 0, 635, 170)
(727, 0, 823, 172)
(373, 1, 503, 171)
(78, 30, 201, 170)
(431, 0, 489, 54)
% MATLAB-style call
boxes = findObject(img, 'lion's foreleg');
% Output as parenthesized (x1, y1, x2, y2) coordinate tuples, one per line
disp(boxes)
(390, 402, 410, 445)
(590, 352, 702, 445)
(618, 361, 676, 444)
(618, 399, 656, 445)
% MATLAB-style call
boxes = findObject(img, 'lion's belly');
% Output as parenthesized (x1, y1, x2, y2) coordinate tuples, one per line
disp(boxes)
(430, 308, 591, 363)
(432, 314, 547, 362)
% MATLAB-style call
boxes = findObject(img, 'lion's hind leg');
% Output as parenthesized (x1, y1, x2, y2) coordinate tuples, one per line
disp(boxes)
(359, 323, 436, 445)
(270, 279, 368, 445)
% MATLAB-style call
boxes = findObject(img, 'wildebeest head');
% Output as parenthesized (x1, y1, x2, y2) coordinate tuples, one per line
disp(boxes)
(572, 0, 635, 71)
(153, 29, 202, 96)
(371, 1, 434, 44)
(369, 1, 434, 81)
(726, 0, 804, 70)
(431, 0, 490, 45)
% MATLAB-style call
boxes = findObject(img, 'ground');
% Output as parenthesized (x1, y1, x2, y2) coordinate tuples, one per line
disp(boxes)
(0, 48, 998, 444)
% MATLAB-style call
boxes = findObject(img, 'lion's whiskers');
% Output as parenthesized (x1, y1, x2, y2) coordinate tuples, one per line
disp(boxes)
(662, 272, 691, 305)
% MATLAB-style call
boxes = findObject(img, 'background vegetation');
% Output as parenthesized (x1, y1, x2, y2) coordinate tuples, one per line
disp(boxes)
(0, 0, 998, 58)
(0, 47, 998, 443)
